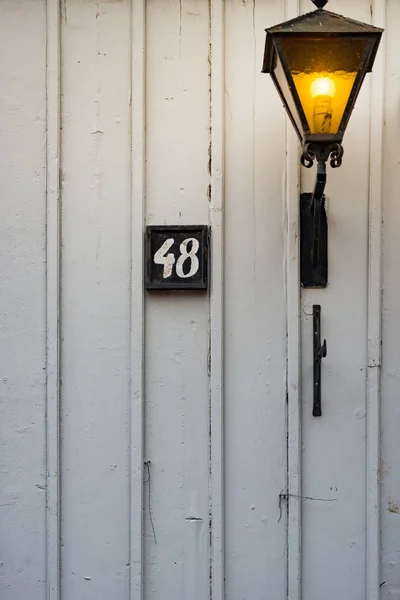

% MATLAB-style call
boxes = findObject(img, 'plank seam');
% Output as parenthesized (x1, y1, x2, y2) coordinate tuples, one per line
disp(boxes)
(209, 0, 225, 598)
(285, 0, 301, 598)
(367, 1, 386, 599)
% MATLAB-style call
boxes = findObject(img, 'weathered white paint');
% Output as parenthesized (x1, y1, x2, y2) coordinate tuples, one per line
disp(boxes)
(300, 2, 373, 599)
(285, 0, 301, 597)
(154, 238, 178, 278)
(209, 0, 225, 598)
(61, 2, 132, 598)
(144, 1, 210, 598)
(367, 1, 386, 599)
(2, 1, 400, 599)
(381, 1, 400, 598)
(0, 2, 47, 598)
(46, 0, 61, 598)
(224, 2, 288, 598)
(130, 0, 146, 596)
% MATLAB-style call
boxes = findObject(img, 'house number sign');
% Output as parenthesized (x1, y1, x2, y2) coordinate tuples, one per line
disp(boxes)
(145, 225, 209, 290)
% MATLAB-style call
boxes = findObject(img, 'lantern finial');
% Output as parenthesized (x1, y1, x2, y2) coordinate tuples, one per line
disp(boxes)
(312, 0, 328, 8)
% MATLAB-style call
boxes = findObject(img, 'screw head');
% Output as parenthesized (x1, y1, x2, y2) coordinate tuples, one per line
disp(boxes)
(312, 0, 328, 8)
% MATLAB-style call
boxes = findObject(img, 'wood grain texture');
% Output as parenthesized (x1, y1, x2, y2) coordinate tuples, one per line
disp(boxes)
(224, 2, 288, 598)
(46, 0, 61, 597)
(380, 1, 400, 599)
(0, 2, 47, 598)
(60, 2, 132, 597)
(130, 0, 146, 597)
(209, 1, 225, 598)
(0, 2, 396, 599)
(367, 2, 386, 599)
(285, 0, 301, 597)
(144, 1, 210, 598)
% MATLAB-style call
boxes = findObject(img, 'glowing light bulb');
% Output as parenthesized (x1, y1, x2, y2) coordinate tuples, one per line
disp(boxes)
(311, 77, 336, 99)
(310, 77, 336, 133)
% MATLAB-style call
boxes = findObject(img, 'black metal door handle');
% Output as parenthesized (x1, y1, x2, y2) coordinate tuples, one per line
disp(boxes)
(313, 305, 327, 417)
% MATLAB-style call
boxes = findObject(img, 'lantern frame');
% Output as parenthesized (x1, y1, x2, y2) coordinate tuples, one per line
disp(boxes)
(262, 1, 383, 290)
(262, 7, 383, 168)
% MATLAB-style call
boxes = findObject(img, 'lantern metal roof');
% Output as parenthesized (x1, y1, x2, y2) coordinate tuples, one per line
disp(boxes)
(262, 9, 383, 75)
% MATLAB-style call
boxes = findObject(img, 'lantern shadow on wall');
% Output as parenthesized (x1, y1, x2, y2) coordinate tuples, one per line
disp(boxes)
(262, 0, 383, 287)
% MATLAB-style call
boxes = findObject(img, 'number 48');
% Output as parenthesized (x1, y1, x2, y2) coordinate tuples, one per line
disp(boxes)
(154, 237, 200, 279)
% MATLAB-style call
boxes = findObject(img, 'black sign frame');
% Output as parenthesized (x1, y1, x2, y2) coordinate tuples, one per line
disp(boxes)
(145, 225, 209, 291)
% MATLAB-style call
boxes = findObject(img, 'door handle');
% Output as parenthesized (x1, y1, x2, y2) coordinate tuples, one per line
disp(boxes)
(313, 305, 327, 417)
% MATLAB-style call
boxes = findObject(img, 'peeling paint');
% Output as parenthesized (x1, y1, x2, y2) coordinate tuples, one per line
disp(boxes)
(388, 499, 400, 514)
(378, 462, 391, 476)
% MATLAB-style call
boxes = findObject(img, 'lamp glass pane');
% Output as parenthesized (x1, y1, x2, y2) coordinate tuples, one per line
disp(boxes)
(281, 37, 369, 134)
(273, 51, 304, 137)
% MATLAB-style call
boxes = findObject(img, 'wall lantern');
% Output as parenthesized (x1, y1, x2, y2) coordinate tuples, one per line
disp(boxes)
(262, 0, 383, 287)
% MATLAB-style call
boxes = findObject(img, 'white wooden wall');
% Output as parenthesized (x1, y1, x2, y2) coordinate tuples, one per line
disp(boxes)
(0, 2, 47, 598)
(0, 1, 399, 599)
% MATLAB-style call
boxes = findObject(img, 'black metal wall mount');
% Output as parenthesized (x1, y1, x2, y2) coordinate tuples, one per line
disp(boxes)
(313, 305, 327, 417)
(300, 141, 343, 287)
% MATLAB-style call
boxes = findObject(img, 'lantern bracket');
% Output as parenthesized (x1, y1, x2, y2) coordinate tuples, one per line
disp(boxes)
(309, 161, 326, 271)
(301, 141, 344, 170)
(299, 141, 343, 288)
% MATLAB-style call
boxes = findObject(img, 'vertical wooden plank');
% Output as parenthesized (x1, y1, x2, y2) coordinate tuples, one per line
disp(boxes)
(300, 2, 372, 599)
(0, 2, 47, 598)
(367, 2, 386, 599)
(46, 0, 61, 598)
(380, 1, 400, 598)
(130, 0, 145, 598)
(210, 1, 225, 599)
(224, 1, 288, 598)
(144, 1, 211, 598)
(61, 2, 132, 597)
(285, 1, 301, 598)
(285, 0, 301, 595)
